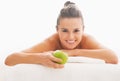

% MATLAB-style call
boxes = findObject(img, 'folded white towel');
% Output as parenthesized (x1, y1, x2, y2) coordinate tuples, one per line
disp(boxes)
(67, 57, 105, 64)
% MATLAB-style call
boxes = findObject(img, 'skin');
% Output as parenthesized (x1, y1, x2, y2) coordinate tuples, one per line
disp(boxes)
(5, 18, 118, 68)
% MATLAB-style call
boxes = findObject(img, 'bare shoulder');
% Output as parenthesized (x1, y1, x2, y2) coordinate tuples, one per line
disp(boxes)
(23, 33, 60, 53)
(46, 33, 59, 41)
(82, 33, 97, 42)
(82, 33, 92, 39)
(81, 33, 105, 49)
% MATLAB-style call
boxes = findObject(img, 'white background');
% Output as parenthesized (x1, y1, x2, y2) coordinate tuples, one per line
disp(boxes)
(0, 0, 120, 65)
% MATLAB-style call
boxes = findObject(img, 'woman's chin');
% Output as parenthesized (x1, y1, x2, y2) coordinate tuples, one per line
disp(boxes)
(65, 47, 75, 50)
(62, 44, 76, 49)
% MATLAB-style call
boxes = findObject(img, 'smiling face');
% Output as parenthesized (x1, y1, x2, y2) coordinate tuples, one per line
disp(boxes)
(57, 18, 84, 49)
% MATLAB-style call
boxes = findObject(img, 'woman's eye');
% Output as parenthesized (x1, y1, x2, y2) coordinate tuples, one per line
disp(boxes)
(74, 29, 80, 32)
(62, 29, 68, 32)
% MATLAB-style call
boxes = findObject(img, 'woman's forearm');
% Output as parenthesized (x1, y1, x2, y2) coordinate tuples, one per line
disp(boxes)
(62, 49, 118, 64)
(5, 52, 64, 69)
(5, 52, 40, 66)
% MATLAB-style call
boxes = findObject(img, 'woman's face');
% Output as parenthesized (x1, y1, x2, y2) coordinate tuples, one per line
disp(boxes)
(57, 18, 84, 49)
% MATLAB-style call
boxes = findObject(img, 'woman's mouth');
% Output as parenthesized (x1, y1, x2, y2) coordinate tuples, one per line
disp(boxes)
(66, 40, 76, 44)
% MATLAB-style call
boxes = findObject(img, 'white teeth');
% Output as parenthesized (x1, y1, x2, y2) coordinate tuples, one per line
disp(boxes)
(67, 40, 75, 44)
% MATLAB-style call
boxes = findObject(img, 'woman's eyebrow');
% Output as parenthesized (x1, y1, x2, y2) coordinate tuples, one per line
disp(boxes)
(60, 28, 67, 30)
(74, 28, 81, 30)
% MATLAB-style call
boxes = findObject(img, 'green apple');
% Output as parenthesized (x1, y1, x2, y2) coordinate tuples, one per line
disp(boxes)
(53, 50, 68, 64)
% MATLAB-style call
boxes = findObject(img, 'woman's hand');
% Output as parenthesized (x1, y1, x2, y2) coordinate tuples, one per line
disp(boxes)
(33, 51, 64, 69)
(5, 51, 64, 68)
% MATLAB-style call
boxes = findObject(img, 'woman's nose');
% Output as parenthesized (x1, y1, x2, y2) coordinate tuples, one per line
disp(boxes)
(68, 33, 74, 40)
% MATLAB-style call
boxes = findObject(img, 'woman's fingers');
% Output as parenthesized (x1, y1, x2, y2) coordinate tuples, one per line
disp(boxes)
(48, 54, 63, 63)
(38, 53, 64, 68)
(49, 61, 64, 68)
(42, 60, 64, 69)
(47, 54, 64, 68)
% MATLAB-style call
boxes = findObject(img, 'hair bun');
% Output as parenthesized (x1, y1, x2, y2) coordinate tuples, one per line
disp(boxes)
(64, 1, 75, 7)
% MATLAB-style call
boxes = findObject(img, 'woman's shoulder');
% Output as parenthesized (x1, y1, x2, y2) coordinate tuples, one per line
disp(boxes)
(45, 33, 60, 45)
(81, 33, 103, 49)
(46, 33, 59, 41)
(81, 33, 93, 43)
(83, 33, 93, 39)
(45, 33, 62, 49)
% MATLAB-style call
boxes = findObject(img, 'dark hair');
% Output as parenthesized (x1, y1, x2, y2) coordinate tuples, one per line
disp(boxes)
(56, 1, 84, 28)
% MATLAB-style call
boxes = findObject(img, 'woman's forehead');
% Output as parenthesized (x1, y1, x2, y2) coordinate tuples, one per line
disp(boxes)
(59, 18, 83, 25)
(58, 18, 83, 28)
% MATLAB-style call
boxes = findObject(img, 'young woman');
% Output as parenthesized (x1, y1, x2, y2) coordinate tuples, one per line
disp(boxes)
(5, 1, 118, 68)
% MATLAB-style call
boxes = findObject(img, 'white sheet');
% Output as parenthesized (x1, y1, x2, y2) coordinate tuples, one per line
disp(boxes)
(1, 57, 120, 81)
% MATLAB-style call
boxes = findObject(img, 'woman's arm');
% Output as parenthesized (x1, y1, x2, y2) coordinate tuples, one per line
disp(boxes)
(62, 34, 118, 64)
(5, 34, 64, 68)
(62, 49, 118, 64)
(5, 52, 63, 68)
